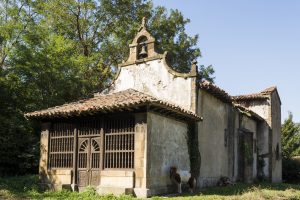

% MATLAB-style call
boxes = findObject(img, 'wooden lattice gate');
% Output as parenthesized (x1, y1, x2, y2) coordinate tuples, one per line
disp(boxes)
(77, 137, 101, 187)
(77, 119, 103, 188)
(48, 115, 135, 189)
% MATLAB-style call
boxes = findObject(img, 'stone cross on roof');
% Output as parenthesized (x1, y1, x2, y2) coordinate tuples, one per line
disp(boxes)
(139, 17, 146, 31)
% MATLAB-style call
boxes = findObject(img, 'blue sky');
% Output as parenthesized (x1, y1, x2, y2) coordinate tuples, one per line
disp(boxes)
(153, 0, 300, 122)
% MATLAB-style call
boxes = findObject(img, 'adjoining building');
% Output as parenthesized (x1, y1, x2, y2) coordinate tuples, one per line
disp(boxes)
(25, 19, 282, 198)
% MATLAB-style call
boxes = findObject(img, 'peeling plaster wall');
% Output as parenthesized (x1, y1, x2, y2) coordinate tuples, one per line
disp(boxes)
(244, 98, 272, 180)
(257, 121, 270, 178)
(146, 112, 190, 194)
(270, 92, 282, 183)
(197, 90, 229, 187)
(246, 100, 271, 125)
(109, 59, 193, 110)
(245, 94, 282, 183)
(241, 116, 258, 180)
(244, 99, 272, 181)
(233, 112, 240, 181)
(197, 90, 262, 186)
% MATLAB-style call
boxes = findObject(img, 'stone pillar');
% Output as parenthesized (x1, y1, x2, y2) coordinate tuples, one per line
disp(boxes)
(133, 113, 149, 197)
(39, 122, 51, 185)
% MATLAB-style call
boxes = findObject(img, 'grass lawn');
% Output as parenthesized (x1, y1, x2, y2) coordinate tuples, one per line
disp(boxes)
(0, 175, 300, 200)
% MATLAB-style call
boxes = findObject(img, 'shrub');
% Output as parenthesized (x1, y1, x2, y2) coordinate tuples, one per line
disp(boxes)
(282, 158, 300, 183)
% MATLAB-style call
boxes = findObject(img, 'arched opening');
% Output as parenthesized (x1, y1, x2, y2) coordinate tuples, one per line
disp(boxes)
(137, 36, 148, 59)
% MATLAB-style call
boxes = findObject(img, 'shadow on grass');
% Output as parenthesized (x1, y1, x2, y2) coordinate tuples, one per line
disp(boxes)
(0, 175, 136, 200)
(1, 175, 300, 199)
(177, 182, 300, 197)
(0, 175, 41, 199)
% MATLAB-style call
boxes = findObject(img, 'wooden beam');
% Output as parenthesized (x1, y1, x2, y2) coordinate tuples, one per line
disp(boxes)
(126, 107, 134, 111)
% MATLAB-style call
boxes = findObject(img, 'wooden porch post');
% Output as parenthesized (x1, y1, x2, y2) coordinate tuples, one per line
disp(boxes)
(72, 124, 78, 191)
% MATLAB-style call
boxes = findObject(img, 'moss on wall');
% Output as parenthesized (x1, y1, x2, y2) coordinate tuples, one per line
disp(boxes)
(187, 122, 201, 178)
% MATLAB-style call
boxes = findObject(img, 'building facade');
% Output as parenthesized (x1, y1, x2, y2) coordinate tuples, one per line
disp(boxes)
(26, 20, 282, 197)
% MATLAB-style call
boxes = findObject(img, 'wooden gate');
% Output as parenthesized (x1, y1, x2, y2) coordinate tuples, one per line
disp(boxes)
(77, 137, 101, 187)
(47, 116, 135, 189)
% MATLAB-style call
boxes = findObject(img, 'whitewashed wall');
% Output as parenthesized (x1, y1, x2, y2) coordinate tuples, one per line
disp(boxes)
(108, 59, 193, 110)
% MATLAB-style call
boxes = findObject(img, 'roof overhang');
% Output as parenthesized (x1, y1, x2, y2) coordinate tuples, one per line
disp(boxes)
(25, 89, 202, 122)
(234, 103, 264, 121)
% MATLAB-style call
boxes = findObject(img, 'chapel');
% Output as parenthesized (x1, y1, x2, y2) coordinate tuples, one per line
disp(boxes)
(26, 19, 282, 197)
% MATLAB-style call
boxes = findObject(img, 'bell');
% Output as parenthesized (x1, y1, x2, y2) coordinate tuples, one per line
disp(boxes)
(139, 45, 148, 58)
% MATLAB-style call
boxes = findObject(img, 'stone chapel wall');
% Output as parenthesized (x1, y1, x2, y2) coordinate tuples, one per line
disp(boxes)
(197, 90, 230, 187)
(146, 112, 190, 195)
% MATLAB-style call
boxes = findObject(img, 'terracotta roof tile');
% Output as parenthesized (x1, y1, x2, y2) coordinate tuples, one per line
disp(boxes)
(200, 80, 232, 103)
(199, 81, 268, 121)
(232, 93, 268, 101)
(25, 89, 201, 121)
(232, 86, 277, 102)
(261, 86, 277, 94)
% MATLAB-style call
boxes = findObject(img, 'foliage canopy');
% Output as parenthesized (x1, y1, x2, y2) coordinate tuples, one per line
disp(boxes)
(0, 0, 214, 175)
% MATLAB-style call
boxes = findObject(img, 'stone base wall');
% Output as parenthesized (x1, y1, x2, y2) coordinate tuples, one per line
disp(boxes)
(99, 170, 134, 188)
(97, 170, 135, 195)
(198, 177, 219, 188)
(40, 169, 73, 190)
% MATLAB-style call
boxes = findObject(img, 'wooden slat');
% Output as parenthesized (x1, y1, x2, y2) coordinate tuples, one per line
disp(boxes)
(49, 122, 75, 169)
(103, 117, 134, 169)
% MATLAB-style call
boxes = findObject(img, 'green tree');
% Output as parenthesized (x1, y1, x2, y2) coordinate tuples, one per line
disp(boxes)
(281, 112, 300, 158)
(0, 0, 36, 69)
(0, 69, 39, 176)
(0, 0, 40, 176)
(281, 112, 300, 182)
(199, 64, 215, 83)
(33, 0, 214, 76)
(0, 0, 215, 175)
(7, 0, 215, 111)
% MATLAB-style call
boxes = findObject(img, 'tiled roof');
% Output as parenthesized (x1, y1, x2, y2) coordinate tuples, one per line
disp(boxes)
(199, 81, 268, 121)
(261, 86, 277, 94)
(232, 86, 277, 101)
(25, 89, 201, 121)
(200, 80, 232, 103)
(200, 81, 277, 103)
(232, 93, 268, 101)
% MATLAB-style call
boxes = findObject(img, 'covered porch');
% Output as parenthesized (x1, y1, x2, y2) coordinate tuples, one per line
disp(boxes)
(26, 89, 201, 197)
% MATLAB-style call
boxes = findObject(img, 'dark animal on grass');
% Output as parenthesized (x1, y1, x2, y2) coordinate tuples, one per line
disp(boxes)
(217, 176, 235, 186)
(170, 166, 182, 194)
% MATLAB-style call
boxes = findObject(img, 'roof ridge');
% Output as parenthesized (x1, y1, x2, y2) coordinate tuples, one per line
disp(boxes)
(233, 85, 277, 98)
(232, 86, 278, 102)
(200, 80, 232, 103)
(260, 86, 277, 94)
